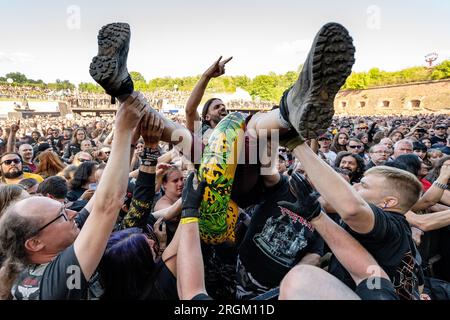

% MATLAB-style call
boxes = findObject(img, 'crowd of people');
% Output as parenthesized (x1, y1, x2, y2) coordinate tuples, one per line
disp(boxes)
(0, 84, 55, 101)
(0, 22, 449, 301)
(1, 83, 274, 112)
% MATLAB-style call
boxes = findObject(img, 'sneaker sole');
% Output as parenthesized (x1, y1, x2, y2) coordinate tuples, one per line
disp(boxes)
(89, 23, 130, 92)
(289, 23, 355, 139)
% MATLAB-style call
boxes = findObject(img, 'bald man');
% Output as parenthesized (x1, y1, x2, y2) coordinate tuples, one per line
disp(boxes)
(0, 92, 147, 300)
(18, 144, 36, 173)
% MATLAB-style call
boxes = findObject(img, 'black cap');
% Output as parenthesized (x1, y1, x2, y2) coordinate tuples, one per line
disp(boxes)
(318, 133, 333, 140)
(37, 143, 52, 153)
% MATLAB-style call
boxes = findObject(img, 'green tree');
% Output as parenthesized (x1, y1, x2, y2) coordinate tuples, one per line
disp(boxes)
(5, 72, 28, 83)
(233, 75, 251, 90)
(48, 79, 75, 90)
(249, 75, 277, 101)
(78, 82, 104, 93)
(130, 71, 146, 83)
(431, 60, 450, 80)
(342, 72, 369, 90)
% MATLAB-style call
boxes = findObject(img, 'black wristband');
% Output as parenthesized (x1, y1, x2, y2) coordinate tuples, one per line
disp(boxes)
(142, 147, 160, 166)
(181, 208, 200, 219)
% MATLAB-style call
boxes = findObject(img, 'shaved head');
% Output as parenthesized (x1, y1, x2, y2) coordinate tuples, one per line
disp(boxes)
(12, 196, 60, 220)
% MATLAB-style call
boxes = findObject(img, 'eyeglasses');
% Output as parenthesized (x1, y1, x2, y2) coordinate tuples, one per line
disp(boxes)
(373, 150, 389, 154)
(144, 224, 160, 248)
(348, 145, 363, 149)
(1, 158, 21, 165)
(35, 205, 69, 233)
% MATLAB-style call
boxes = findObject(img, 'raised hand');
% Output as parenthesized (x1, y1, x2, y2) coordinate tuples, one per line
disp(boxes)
(203, 56, 233, 79)
(141, 111, 165, 147)
(115, 92, 147, 132)
(277, 173, 322, 221)
(181, 171, 206, 218)
(10, 120, 20, 134)
(156, 162, 171, 177)
(153, 217, 167, 251)
(439, 161, 450, 181)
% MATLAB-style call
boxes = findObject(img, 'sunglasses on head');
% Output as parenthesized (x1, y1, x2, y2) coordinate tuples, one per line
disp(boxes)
(1, 158, 21, 165)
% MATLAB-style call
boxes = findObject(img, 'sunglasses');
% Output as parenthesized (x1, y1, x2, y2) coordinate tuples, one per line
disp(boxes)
(348, 145, 363, 149)
(78, 158, 90, 163)
(1, 158, 21, 165)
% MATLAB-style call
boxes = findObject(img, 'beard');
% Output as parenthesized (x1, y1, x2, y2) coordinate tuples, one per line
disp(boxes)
(210, 114, 224, 126)
(3, 169, 23, 179)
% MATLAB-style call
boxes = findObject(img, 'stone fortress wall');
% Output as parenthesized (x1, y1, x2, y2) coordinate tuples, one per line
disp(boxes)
(334, 79, 450, 115)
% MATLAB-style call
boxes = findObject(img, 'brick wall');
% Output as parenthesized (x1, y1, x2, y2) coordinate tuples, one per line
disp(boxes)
(334, 79, 450, 115)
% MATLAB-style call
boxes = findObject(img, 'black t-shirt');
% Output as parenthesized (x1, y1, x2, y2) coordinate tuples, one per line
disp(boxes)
(74, 207, 90, 229)
(430, 135, 447, 146)
(140, 260, 178, 300)
(68, 199, 88, 212)
(63, 143, 81, 160)
(328, 204, 422, 300)
(67, 188, 87, 202)
(238, 175, 324, 287)
(12, 245, 89, 300)
(57, 137, 71, 152)
(355, 277, 399, 300)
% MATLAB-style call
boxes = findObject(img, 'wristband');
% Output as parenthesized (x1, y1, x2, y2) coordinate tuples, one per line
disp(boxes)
(433, 181, 448, 190)
(141, 147, 160, 166)
(181, 208, 200, 219)
(181, 217, 199, 225)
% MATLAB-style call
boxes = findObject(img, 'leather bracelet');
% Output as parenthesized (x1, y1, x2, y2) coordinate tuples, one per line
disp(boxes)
(433, 181, 448, 190)
(181, 208, 200, 219)
(141, 147, 160, 166)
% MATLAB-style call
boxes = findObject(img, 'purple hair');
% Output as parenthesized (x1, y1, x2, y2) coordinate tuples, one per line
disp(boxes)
(99, 228, 157, 300)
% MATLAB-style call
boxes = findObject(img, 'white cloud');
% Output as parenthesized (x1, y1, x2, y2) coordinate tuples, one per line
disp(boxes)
(0, 52, 14, 63)
(0, 52, 35, 64)
(274, 39, 312, 55)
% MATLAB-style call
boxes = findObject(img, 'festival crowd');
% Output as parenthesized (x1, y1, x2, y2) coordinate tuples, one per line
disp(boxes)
(0, 22, 449, 301)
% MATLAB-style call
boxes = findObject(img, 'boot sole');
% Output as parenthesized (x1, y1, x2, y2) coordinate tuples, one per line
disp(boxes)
(89, 23, 130, 90)
(291, 23, 355, 139)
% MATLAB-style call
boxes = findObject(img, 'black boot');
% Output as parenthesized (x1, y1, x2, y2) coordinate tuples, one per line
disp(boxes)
(89, 23, 134, 103)
(279, 22, 355, 140)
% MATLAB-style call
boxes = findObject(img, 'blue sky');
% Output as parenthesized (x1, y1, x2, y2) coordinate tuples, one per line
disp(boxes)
(0, 0, 449, 84)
